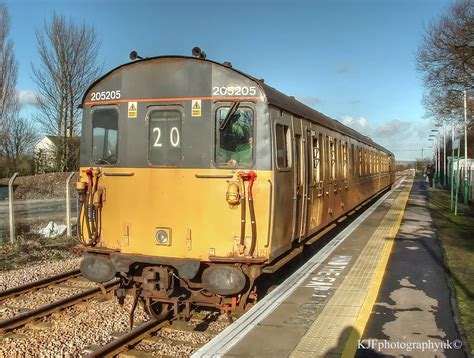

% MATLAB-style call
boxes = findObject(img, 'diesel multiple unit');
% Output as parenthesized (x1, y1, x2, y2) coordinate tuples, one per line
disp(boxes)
(77, 52, 395, 318)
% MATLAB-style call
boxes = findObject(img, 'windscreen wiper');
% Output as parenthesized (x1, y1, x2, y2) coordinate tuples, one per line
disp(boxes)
(219, 102, 240, 131)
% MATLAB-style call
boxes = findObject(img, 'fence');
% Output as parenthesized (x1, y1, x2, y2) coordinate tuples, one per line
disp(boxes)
(446, 157, 474, 202)
(0, 172, 77, 244)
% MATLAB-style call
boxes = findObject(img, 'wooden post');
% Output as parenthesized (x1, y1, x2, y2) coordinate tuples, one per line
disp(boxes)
(8, 173, 19, 244)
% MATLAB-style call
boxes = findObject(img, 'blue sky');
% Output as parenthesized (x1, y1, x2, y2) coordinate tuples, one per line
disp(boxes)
(6, 0, 453, 160)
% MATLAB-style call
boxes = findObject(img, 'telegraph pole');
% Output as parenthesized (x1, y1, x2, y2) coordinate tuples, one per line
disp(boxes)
(463, 89, 469, 204)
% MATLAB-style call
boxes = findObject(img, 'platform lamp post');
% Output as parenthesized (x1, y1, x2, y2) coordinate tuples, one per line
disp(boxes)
(429, 134, 437, 187)
(462, 89, 469, 204)
(451, 121, 456, 210)
(439, 123, 447, 187)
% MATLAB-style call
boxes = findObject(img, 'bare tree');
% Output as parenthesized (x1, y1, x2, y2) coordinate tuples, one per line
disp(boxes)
(2, 115, 38, 160)
(0, 3, 19, 142)
(31, 14, 101, 171)
(416, 0, 474, 124)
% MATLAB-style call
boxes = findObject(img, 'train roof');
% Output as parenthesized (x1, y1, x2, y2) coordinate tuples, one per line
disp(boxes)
(82, 55, 393, 156)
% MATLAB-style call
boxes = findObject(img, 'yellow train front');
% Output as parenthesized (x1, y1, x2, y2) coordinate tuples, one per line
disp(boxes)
(77, 52, 395, 318)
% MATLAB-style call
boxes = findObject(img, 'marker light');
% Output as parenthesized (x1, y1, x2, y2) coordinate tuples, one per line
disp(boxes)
(155, 229, 170, 245)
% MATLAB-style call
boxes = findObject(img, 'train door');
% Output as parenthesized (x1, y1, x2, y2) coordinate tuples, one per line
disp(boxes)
(327, 136, 337, 220)
(292, 116, 304, 241)
(270, 108, 294, 257)
(299, 125, 312, 240)
(340, 140, 349, 213)
(306, 130, 323, 233)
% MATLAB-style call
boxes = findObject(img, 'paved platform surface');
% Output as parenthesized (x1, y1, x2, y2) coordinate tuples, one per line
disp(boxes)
(359, 178, 465, 358)
(193, 176, 465, 358)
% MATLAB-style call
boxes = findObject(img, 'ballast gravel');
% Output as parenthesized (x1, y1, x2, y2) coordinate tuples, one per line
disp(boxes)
(0, 257, 82, 291)
(0, 258, 230, 357)
(0, 293, 229, 357)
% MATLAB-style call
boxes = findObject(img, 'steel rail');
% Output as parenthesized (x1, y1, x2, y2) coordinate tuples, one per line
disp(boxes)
(0, 280, 118, 332)
(0, 269, 81, 301)
(87, 318, 168, 358)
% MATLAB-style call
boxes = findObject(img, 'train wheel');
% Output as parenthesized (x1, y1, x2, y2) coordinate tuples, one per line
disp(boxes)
(144, 298, 171, 320)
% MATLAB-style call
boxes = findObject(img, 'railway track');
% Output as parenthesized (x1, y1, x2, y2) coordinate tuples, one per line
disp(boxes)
(0, 269, 81, 301)
(0, 270, 118, 332)
(87, 318, 168, 357)
(84, 310, 228, 358)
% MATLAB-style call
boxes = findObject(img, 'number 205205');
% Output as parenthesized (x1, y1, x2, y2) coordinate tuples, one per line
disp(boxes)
(212, 86, 257, 96)
(90, 90, 121, 101)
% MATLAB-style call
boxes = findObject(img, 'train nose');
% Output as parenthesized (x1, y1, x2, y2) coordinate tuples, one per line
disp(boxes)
(80, 255, 116, 282)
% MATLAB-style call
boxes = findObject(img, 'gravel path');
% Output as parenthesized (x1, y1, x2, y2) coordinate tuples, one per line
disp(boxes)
(0, 257, 81, 291)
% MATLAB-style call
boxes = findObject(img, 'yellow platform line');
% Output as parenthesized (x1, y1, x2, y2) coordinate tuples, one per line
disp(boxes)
(341, 177, 413, 358)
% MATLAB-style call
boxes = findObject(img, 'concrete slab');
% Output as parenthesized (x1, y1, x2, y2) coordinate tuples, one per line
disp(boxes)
(226, 325, 307, 357)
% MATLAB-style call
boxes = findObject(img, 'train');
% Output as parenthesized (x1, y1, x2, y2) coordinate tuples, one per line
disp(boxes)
(77, 48, 395, 319)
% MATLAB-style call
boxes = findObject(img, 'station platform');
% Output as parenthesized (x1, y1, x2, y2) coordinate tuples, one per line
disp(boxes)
(193, 176, 465, 358)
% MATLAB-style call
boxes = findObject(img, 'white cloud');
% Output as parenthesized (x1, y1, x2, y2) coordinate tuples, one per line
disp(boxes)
(340, 115, 369, 134)
(18, 90, 37, 106)
(338, 115, 434, 160)
(358, 117, 368, 128)
(373, 119, 411, 138)
(341, 115, 354, 126)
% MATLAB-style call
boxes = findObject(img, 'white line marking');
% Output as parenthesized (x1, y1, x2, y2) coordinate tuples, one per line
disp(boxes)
(192, 178, 407, 357)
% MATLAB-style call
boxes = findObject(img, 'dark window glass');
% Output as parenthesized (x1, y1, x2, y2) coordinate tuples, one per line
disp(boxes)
(92, 108, 118, 165)
(342, 141, 347, 179)
(351, 144, 355, 175)
(275, 124, 290, 168)
(215, 107, 254, 167)
(148, 110, 182, 166)
(312, 136, 320, 182)
(295, 134, 301, 185)
(329, 137, 335, 180)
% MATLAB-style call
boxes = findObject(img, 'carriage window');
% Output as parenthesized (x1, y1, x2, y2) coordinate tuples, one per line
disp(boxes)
(365, 150, 369, 175)
(148, 110, 182, 166)
(358, 147, 362, 176)
(312, 135, 321, 182)
(351, 144, 355, 176)
(329, 137, 336, 180)
(342, 141, 347, 179)
(275, 124, 291, 168)
(370, 151, 373, 174)
(92, 108, 118, 165)
(215, 107, 254, 167)
(371, 151, 374, 174)
(295, 134, 301, 185)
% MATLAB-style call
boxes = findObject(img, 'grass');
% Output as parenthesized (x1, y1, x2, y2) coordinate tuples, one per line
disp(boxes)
(428, 189, 474, 355)
(0, 227, 78, 272)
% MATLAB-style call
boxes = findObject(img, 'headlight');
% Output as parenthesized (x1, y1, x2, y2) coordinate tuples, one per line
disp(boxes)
(80, 255, 116, 283)
(202, 266, 247, 295)
(155, 228, 171, 245)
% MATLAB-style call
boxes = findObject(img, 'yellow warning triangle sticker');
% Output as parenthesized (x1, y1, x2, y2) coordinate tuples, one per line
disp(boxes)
(193, 101, 201, 109)
(130, 103, 136, 111)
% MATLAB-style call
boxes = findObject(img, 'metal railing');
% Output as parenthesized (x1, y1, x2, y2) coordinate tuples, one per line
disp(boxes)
(1, 172, 78, 244)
